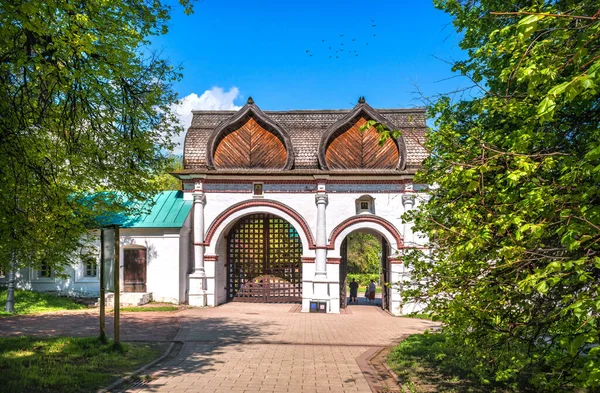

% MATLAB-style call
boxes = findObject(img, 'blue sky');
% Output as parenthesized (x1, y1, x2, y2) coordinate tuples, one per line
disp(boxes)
(154, 0, 467, 108)
(155, 1, 468, 152)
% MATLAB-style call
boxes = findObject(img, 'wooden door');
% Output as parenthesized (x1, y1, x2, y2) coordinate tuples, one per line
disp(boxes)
(124, 248, 147, 292)
(381, 240, 390, 311)
(339, 238, 348, 309)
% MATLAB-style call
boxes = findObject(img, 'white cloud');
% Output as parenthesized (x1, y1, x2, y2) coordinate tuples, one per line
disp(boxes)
(170, 87, 242, 155)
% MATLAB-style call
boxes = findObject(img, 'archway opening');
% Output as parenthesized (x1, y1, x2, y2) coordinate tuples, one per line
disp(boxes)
(226, 213, 303, 303)
(340, 230, 390, 310)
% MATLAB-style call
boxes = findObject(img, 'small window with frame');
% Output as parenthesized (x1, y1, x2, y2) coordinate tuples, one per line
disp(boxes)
(39, 262, 52, 278)
(356, 195, 375, 214)
(84, 257, 98, 277)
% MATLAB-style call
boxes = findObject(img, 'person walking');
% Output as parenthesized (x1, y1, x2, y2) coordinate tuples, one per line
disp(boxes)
(349, 278, 359, 304)
(367, 279, 376, 304)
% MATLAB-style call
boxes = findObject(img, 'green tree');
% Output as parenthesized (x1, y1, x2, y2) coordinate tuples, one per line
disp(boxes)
(346, 232, 381, 274)
(399, 1, 600, 391)
(149, 155, 184, 191)
(0, 0, 194, 312)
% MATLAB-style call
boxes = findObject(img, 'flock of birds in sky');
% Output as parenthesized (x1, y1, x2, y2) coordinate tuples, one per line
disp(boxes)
(305, 20, 377, 59)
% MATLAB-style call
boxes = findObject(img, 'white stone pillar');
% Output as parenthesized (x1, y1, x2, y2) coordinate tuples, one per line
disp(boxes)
(312, 192, 330, 305)
(315, 192, 328, 277)
(397, 191, 417, 315)
(402, 190, 416, 247)
(188, 183, 207, 306)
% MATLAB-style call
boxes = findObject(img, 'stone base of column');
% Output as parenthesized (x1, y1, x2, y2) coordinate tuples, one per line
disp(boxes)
(312, 280, 329, 300)
(306, 277, 333, 313)
(188, 271, 206, 307)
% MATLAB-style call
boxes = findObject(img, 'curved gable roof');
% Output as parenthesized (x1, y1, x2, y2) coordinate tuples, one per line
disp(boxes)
(205, 98, 295, 170)
(182, 98, 427, 174)
(318, 99, 407, 170)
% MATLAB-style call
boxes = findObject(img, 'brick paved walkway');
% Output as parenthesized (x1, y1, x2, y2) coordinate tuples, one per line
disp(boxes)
(0, 303, 437, 393)
(116, 303, 438, 393)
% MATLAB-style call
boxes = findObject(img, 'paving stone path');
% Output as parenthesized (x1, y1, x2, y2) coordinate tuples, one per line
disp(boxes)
(0, 309, 180, 342)
(118, 303, 437, 393)
(0, 302, 437, 393)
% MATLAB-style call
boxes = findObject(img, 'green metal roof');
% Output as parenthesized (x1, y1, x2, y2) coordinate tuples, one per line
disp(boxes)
(111, 191, 192, 229)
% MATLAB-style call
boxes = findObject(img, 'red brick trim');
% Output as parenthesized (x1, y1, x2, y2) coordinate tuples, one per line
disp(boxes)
(389, 257, 402, 264)
(326, 257, 342, 264)
(185, 178, 416, 185)
(193, 242, 208, 246)
(327, 179, 412, 184)
(301, 257, 316, 263)
(328, 215, 403, 249)
(204, 200, 316, 248)
(204, 255, 219, 262)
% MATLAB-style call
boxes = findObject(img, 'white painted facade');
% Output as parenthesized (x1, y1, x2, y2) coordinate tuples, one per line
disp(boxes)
(178, 176, 428, 315)
(0, 215, 193, 305)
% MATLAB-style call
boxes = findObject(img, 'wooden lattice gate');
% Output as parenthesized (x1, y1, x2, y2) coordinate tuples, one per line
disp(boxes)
(227, 213, 303, 303)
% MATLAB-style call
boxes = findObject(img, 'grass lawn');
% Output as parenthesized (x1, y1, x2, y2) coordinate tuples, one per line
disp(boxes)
(0, 289, 87, 316)
(387, 332, 513, 393)
(0, 336, 165, 393)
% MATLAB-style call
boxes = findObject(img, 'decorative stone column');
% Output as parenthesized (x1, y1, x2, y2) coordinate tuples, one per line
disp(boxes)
(395, 190, 418, 315)
(188, 183, 207, 306)
(312, 192, 330, 304)
(402, 193, 416, 247)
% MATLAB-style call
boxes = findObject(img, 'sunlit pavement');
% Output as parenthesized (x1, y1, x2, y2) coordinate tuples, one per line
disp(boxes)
(115, 302, 438, 393)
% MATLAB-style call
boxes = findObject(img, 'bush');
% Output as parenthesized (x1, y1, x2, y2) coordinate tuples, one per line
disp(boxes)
(346, 273, 379, 286)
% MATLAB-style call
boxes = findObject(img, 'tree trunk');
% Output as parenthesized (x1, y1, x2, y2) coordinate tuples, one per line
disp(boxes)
(5, 252, 15, 313)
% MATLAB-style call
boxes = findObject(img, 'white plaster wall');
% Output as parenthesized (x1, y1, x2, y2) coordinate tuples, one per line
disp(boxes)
(179, 213, 193, 304)
(197, 191, 428, 249)
(121, 228, 181, 304)
(0, 264, 102, 297)
(186, 188, 429, 315)
(215, 240, 228, 305)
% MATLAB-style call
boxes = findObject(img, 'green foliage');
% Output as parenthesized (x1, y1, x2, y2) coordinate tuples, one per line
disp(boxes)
(388, 333, 513, 392)
(0, 336, 163, 393)
(400, 1, 600, 391)
(0, 289, 86, 316)
(346, 232, 381, 274)
(0, 1, 193, 278)
(347, 273, 379, 286)
(148, 155, 183, 191)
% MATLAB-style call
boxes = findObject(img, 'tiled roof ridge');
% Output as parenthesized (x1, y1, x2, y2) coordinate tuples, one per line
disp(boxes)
(192, 107, 426, 115)
(184, 103, 428, 170)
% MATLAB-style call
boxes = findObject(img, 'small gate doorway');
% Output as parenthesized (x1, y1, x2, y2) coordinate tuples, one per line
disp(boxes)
(124, 248, 147, 292)
(339, 232, 390, 311)
(227, 213, 303, 303)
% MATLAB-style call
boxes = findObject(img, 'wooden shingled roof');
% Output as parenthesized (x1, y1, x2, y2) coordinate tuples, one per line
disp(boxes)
(181, 98, 428, 175)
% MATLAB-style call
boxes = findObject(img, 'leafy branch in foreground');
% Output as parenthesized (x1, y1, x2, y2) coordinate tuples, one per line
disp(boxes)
(397, 1, 599, 391)
(0, 0, 194, 311)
